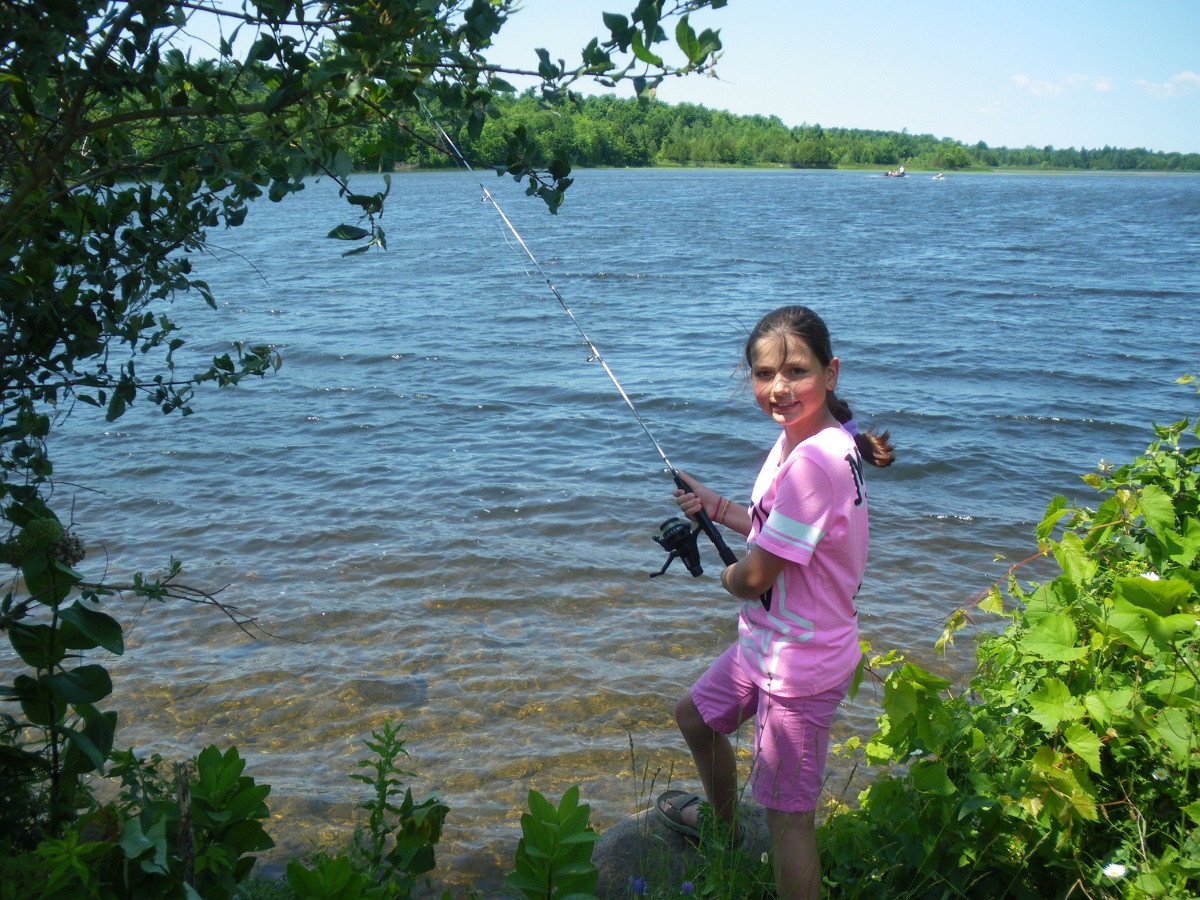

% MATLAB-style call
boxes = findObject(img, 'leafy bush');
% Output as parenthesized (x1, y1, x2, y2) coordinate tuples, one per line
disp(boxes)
(820, 377, 1200, 898)
(1, 743, 272, 898)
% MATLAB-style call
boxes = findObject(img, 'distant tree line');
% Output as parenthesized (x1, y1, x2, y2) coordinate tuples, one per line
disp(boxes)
(342, 91, 1200, 174)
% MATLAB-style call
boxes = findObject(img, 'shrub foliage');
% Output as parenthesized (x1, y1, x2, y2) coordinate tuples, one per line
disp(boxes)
(821, 376, 1200, 898)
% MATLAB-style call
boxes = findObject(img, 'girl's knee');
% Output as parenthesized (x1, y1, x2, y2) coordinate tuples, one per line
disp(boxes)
(674, 692, 708, 735)
(765, 807, 816, 839)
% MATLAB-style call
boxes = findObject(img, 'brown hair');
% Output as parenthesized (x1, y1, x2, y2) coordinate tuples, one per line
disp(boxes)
(745, 305, 895, 467)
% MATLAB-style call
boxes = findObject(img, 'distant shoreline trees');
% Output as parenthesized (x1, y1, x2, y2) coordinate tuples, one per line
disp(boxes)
(344, 91, 1200, 174)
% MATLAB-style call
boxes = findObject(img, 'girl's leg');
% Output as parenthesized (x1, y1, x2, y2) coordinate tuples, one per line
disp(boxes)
(765, 807, 819, 900)
(672, 692, 739, 827)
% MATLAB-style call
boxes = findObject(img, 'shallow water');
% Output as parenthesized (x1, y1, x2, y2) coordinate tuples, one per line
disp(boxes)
(37, 168, 1200, 889)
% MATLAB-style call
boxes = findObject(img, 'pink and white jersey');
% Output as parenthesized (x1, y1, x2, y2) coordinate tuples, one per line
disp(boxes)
(737, 425, 867, 697)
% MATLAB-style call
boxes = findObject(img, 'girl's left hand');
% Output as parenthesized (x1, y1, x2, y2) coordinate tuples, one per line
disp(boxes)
(672, 470, 719, 521)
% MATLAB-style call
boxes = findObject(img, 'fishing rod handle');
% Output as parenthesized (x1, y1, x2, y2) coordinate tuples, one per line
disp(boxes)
(672, 471, 739, 567)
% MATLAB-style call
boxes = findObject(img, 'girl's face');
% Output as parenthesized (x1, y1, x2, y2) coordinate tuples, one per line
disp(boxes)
(750, 333, 839, 440)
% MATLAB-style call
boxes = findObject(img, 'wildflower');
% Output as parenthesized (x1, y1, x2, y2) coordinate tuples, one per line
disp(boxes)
(681, 882, 694, 895)
(761, 852, 770, 865)
(628, 876, 647, 896)
(1102, 863, 1127, 879)
(1140, 571, 1160, 581)
(1152, 768, 1168, 781)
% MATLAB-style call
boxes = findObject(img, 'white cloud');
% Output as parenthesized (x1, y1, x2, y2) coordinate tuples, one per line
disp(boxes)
(1135, 71, 1200, 98)
(1012, 74, 1061, 97)
(1170, 71, 1200, 91)
(1012, 73, 1114, 97)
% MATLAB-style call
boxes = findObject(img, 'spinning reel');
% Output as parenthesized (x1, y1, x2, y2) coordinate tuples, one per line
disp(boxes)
(651, 517, 704, 578)
(650, 473, 740, 580)
(650, 477, 771, 610)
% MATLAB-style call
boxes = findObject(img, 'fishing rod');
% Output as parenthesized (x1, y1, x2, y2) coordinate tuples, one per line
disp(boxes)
(424, 110, 740, 583)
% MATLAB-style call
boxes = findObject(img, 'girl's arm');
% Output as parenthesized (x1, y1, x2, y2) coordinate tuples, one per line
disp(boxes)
(673, 470, 752, 537)
(720, 543, 785, 600)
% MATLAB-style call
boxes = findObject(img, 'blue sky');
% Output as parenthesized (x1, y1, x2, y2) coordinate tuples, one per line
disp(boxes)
(486, 0, 1200, 154)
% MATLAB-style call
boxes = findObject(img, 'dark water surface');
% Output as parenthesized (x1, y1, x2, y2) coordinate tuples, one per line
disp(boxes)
(45, 168, 1200, 888)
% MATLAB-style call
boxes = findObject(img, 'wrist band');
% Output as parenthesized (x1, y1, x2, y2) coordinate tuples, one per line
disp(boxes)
(715, 497, 731, 525)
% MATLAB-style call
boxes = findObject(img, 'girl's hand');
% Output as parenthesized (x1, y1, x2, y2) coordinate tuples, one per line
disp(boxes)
(672, 470, 720, 521)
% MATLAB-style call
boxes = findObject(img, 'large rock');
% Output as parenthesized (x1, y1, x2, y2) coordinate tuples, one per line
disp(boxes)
(591, 801, 769, 899)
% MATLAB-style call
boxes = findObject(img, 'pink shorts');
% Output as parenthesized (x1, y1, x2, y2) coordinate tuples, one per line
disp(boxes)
(690, 643, 850, 813)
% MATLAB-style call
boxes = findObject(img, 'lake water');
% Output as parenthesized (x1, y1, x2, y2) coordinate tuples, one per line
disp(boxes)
(44, 168, 1200, 889)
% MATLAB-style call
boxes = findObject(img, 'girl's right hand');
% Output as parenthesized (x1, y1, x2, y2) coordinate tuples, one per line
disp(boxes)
(672, 470, 719, 521)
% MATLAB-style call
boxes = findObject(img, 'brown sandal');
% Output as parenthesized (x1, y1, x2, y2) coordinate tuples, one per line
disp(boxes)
(655, 790, 702, 839)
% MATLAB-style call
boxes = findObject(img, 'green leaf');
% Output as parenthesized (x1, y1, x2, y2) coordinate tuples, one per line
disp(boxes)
(1084, 687, 1135, 726)
(1150, 707, 1194, 765)
(61, 723, 107, 771)
(957, 794, 999, 819)
(332, 147, 353, 179)
(24, 557, 79, 606)
(978, 585, 1005, 616)
(1036, 495, 1069, 541)
(1052, 531, 1098, 584)
(602, 12, 634, 50)
(1018, 614, 1086, 661)
(846, 652, 866, 700)
(1183, 800, 1200, 826)
(1114, 575, 1194, 617)
(527, 788, 556, 822)
(11, 673, 62, 726)
(505, 870, 551, 894)
(911, 760, 956, 796)
(58, 601, 124, 655)
(559, 830, 601, 846)
(8, 622, 66, 668)
(1107, 594, 1196, 653)
(327, 224, 371, 241)
(120, 816, 171, 875)
(106, 390, 127, 422)
(630, 30, 663, 66)
(42, 664, 113, 704)
(1063, 723, 1103, 773)
(1025, 678, 1084, 733)
(1138, 484, 1176, 538)
(675, 15, 699, 63)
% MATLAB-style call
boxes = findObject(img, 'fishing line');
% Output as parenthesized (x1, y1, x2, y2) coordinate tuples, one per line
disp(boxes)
(422, 106, 745, 587)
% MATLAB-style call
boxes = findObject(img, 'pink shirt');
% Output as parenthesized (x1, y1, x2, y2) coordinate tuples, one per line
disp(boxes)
(737, 425, 867, 697)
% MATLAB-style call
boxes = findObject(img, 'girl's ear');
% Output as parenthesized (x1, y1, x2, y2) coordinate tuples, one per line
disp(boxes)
(826, 357, 840, 391)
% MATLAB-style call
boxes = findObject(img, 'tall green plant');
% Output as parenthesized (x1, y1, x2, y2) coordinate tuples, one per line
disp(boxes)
(284, 720, 450, 899)
(506, 786, 601, 900)
(349, 720, 449, 890)
(820, 376, 1200, 898)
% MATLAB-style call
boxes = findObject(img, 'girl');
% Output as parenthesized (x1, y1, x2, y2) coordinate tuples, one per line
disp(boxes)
(656, 305, 894, 900)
